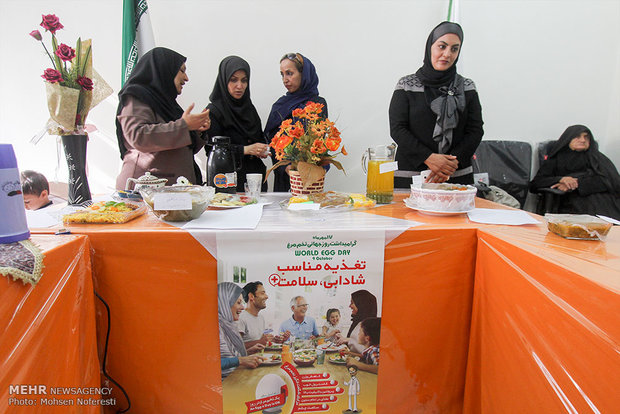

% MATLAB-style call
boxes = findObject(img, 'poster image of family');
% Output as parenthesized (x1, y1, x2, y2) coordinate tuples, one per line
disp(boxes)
(216, 230, 385, 413)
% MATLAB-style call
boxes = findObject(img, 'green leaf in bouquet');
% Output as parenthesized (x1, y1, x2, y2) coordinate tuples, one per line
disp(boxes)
(80, 45, 92, 78)
(51, 35, 62, 73)
(75, 37, 82, 72)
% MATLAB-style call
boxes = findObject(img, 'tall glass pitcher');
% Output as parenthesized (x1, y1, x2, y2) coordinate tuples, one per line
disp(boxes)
(361, 143, 397, 203)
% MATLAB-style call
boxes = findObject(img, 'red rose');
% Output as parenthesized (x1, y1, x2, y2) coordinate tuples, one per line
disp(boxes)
(55, 43, 75, 62)
(41, 68, 64, 83)
(40, 14, 64, 34)
(29, 30, 42, 41)
(77, 76, 93, 91)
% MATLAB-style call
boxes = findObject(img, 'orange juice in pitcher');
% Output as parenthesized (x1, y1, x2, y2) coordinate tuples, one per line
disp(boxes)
(362, 144, 397, 203)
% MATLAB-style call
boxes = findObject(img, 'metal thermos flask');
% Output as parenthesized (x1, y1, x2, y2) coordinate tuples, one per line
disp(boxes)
(207, 136, 237, 194)
(0, 144, 30, 243)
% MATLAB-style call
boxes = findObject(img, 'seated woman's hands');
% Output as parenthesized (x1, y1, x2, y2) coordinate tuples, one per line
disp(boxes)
(424, 153, 458, 183)
(552, 176, 578, 192)
(238, 355, 264, 369)
(182, 104, 211, 131)
(244, 143, 270, 158)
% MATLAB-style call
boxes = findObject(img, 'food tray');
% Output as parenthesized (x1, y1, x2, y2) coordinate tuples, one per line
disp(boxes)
(545, 214, 612, 241)
(280, 192, 376, 214)
(62, 201, 146, 224)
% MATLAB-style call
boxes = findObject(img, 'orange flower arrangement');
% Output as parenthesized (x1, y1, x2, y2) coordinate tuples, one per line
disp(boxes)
(267, 102, 346, 187)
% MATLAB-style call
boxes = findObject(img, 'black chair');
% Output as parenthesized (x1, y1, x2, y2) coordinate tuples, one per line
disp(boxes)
(472, 140, 532, 208)
(533, 140, 564, 215)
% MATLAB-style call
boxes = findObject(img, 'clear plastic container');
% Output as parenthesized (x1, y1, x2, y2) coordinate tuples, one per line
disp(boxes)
(545, 213, 612, 241)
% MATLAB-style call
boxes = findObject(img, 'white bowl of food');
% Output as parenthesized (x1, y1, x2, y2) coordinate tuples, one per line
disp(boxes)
(408, 183, 477, 212)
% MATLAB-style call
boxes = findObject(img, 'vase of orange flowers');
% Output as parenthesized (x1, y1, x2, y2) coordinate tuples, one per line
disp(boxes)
(267, 102, 346, 196)
(31, 14, 112, 204)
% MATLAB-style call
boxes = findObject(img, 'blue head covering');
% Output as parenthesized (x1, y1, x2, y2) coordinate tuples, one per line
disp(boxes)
(264, 53, 320, 136)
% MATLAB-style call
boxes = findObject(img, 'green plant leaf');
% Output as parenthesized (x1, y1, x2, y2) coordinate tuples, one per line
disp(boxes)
(75, 37, 82, 72)
(51, 35, 62, 72)
(80, 45, 91, 77)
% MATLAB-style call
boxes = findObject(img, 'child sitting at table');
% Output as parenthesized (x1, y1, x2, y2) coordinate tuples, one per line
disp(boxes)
(20, 170, 53, 210)
(346, 317, 380, 374)
(321, 308, 341, 341)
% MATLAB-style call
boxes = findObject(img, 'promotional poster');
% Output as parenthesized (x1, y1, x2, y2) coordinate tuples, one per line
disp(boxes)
(216, 230, 385, 413)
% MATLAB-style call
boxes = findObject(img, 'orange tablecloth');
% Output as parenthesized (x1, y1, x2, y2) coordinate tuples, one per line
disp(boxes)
(0, 234, 101, 413)
(464, 227, 620, 413)
(26, 195, 619, 413)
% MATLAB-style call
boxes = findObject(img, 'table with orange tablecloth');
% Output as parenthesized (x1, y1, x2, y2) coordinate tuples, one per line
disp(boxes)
(0, 234, 103, 413)
(28, 194, 619, 413)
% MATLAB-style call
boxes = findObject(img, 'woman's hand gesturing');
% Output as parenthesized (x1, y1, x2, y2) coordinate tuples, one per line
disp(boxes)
(182, 104, 210, 131)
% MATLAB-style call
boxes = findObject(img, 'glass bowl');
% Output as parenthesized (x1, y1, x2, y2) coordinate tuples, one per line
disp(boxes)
(140, 185, 215, 222)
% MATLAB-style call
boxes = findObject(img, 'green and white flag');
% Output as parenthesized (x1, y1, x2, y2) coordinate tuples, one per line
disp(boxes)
(121, 0, 155, 86)
(447, 0, 460, 23)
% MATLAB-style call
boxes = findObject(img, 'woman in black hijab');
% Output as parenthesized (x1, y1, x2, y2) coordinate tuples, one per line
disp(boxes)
(530, 125, 620, 220)
(335, 289, 378, 354)
(205, 56, 269, 192)
(389, 21, 484, 187)
(115, 47, 210, 189)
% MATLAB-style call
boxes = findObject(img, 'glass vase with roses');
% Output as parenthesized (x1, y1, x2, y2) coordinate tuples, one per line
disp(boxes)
(267, 102, 346, 191)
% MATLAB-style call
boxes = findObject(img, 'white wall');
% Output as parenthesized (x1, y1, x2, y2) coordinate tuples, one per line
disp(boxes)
(1, 0, 619, 194)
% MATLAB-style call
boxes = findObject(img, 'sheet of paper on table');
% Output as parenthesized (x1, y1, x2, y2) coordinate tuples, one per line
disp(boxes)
(467, 208, 541, 225)
(182, 203, 265, 229)
(25, 209, 62, 228)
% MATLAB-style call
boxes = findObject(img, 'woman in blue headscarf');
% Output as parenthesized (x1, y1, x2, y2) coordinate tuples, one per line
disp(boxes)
(264, 53, 328, 192)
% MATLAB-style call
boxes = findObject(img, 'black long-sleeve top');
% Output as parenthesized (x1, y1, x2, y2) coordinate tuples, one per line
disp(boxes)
(389, 74, 484, 183)
(204, 104, 267, 192)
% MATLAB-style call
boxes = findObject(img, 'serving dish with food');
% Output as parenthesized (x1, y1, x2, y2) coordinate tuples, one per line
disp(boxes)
(281, 191, 376, 213)
(406, 183, 477, 213)
(328, 354, 346, 365)
(545, 214, 612, 241)
(62, 201, 146, 224)
(317, 343, 348, 353)
(265, 342, 283, 351)
(208, 193, 258, 209)
(140, 185, 215, 222)
(292, 349, 317, 367)
(258, 353, 282, 366)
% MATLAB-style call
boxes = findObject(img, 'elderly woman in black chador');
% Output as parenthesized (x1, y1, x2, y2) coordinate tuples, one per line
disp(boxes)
(530, 125, 620, 220)
(389, 21, 484, 187)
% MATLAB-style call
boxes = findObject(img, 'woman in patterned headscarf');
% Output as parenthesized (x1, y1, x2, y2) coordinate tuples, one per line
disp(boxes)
(218, 282, 263, 379)
(389, 21, 484, 187)
(264, 53, 328, 192)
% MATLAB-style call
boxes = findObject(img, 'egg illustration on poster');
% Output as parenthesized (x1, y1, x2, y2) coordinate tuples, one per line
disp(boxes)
(255, 374, 287, 414)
